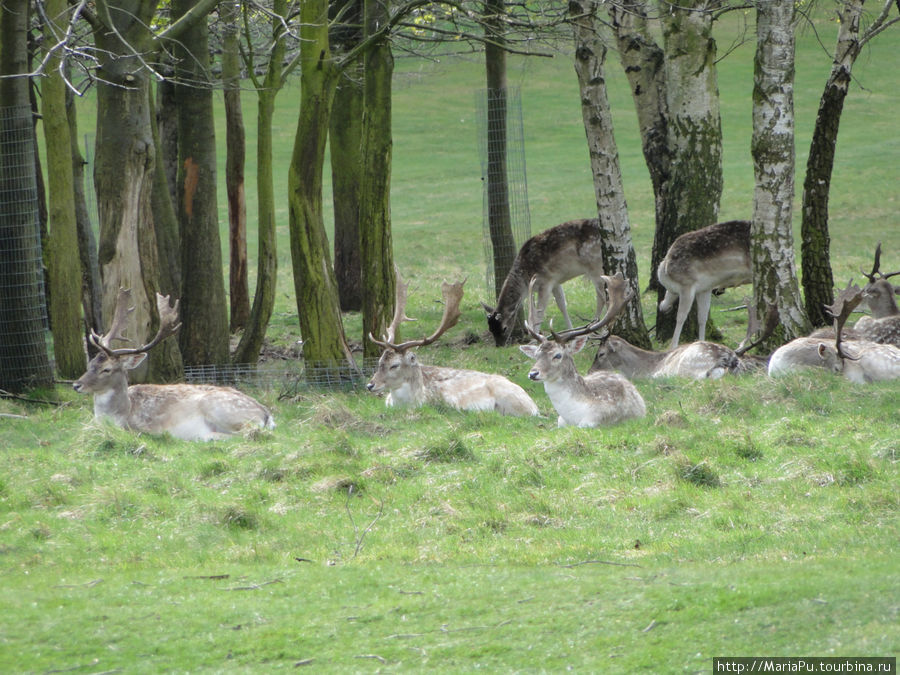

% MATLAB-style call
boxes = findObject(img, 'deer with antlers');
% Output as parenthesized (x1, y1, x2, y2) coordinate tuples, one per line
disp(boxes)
(590, 302, 777, 379)
(73, 289, 275, 440)
(657, 220, 752, 349)
(366, 273, 539, 416)
(853, 243, 900, 346)
(482, 219, 607, 346)
(769, 282, 900, 382)
(519, 273, 646, 427)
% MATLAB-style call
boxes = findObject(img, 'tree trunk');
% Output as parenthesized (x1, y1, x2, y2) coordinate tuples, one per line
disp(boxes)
(232, 0, 286, 365)
(484, 0, 518, 301)
(330, 0, 364, 312)
(655, 0, 724, 343)
(93, 0, 181, 383)
(0, 0, 54, 392)
(359, 0, 396, 359)
(42, 0, 85, 379)
(752, 0, 808, 345)
(801, 0, 866, 327)
(172, 0, 230, 368)
(221, 0, 250, 331)
(571, 0, 650, 348)
(288, 0, 356, 373)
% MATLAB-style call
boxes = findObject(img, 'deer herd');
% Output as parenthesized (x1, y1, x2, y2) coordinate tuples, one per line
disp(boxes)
(73, 225, 899, 440)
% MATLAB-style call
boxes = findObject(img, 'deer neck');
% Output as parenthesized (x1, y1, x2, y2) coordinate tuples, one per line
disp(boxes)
(391, 365, 428, 406)
(496, 266, 530, 319)
(618, 341, 667, 377)
(93, 378, 133, 428)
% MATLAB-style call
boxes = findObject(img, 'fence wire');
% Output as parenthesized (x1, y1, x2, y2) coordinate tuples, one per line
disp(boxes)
(475, 87, 531, 298)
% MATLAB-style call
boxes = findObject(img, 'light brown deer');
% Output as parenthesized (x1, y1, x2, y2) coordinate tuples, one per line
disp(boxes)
(854, 243, 900, 346)
(367, 274, 538, 416)
(590, 303, 776, 379)
(657, 220, 752, 348)
(482, 219, 606, 346)
(73, 289, 275, 441)
(519, 273, 646, 427)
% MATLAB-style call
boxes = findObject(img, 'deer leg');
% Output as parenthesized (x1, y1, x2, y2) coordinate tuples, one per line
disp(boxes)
(531, 281, 555, 333)
(695, 290, 713, 342)
(552, 285, 574, 329)
(671, 288, 695, 349)
(591, 279, 608, 321)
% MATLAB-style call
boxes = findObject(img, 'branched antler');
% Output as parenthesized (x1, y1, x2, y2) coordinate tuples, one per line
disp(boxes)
(861, 242, 900, 283)
(825, 281, 863, 361)
(88, 289, 181, 356)
(735, 300, 779, 356)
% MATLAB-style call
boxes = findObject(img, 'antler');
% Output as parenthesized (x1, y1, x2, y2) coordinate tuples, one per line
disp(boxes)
(735, 299, 779, 356)
(369, 272, 465, 352)
(861, 242, 900, 283)
(89, 289, 181, 356)
(825, 281, 863, 361)
(528, 273, 633, 344)
(523, 275, 549, 343)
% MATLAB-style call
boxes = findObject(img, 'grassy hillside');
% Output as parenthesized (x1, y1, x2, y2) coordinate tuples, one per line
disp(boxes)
(6, 8, 899, 672)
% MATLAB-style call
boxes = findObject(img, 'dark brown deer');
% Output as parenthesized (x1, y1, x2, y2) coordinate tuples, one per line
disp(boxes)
(367, 273, 539, 416)
(482, 219, 606, 346)
(519, 274, 646, 427)
(657, 220, 752, 348)
(73, 289, 274, 441)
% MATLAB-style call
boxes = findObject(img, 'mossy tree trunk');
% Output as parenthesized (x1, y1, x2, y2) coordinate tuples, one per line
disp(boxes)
(751, 0, 809, 345)
(42, 0, 85, 378)
(359, 0, 396, 359)
(287, 0, 355, 371)
(571, 0, 650, 348)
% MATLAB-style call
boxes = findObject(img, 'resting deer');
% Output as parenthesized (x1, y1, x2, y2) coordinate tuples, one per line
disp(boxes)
(519, 273, 646, 427)
(853, 243, 900, 346)
(482, 219, 606, 346)
(657, 220, 752, 348)
(367, 273, 539, 416)
(590, 302, 777, 380)
(768, 282, 900, 381)
(73, 289, 275, 441)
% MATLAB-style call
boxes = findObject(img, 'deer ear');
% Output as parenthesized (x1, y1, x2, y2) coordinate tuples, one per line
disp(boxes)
(816, 343, 828, 360)
(519, 344, 539, 359)
(121, 352, 148, 370)
(406, 352, 418, 365)
(567, 335, 589, 354)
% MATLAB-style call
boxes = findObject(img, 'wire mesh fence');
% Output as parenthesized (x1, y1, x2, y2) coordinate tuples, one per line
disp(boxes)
(0, 104, 53, 392)
(475, 86, 531, 299)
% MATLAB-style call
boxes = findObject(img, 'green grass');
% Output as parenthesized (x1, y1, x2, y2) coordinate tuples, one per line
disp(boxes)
(9, 7, 900, 672)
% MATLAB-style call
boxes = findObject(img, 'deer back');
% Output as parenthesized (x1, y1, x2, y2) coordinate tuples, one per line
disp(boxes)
(661, 220, 751, 287)
(815, 340, 900, 383)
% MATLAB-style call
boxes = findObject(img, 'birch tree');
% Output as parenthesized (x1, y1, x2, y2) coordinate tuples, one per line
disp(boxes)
(751, 0, 808, 343)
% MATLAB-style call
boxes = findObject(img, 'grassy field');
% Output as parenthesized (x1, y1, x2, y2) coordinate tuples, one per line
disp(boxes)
(4, 8, 898, 673)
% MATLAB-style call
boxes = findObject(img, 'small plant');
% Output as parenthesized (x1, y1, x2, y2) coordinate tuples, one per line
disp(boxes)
(416, 433, 476, 463)
(674, 457, 722, 488)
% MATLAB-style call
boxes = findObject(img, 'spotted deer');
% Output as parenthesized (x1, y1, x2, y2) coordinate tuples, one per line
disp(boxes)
(482, 219, 606, 346)
(73, 289, 275, 441)
(519, 273, 646, 427)
(366, 273, 538, 416)
(853, 243, 900, 346)
(657, 220, 752, 348)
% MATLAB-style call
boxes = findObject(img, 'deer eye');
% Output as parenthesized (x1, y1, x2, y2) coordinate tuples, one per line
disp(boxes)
(553, 352, 563, 360)
(389, 363, 399, 370)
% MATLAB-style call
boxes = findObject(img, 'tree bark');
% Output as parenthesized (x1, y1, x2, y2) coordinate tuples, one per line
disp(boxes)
(232, 0, 286, 365)
(221, 0, 250, 331)
(801, 0, 866, 327)
(571, 0, 650, 348)
(0, 0, 54, 392)
(330, 0, 364, 312)
(42, 0, 85, 378)
(287, 0, 356, 373)
(172, 0, 230, 368)
(655, 0, 724, 343)
(752, 0, 808, 345)
(359, 0, 396, 359)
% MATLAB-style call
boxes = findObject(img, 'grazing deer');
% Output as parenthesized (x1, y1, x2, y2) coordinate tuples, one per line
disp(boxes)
(482, 219, 606, 346)
(367, 273, 539, 416)
(853, 243, 900, 346)
(657, 220, 752, 348)
(519, 273, 646, 427)
(73, 289, 275, 441)
(590, 301, 776, 379)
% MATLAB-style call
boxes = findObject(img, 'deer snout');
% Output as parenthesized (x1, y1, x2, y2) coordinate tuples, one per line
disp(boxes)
(72, 381, 84, 393)
(366, 382, 375, 391)
(528, 370, 541, 381)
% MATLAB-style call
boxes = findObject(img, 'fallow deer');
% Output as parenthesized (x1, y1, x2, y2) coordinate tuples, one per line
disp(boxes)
(853, 243, 900, 346)
(367, 273, 539, 416)
(589, 303, 776, 379)
(657, 220, 752, 348)
(519, 273, 646, 427)
(73, 289, 275, 441)
(482, 219, 606, 346)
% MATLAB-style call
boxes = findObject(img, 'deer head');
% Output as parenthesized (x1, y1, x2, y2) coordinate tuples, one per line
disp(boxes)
(73, 289, 181, 395)
(817, 281, 863, 374)
(366, 272, 465, 396)
(860, 243, 900, 318)
(519, 273, 632, 383)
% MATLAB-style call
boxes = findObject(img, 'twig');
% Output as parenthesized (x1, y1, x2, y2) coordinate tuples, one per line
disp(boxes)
(0, 389, 62, 406)
(642, 619, 658, 632)
(184, 574, 230, 580)
(54, 579, 104, 588)
(222, 579, 283, 591)
(294, 658, 315, 667)
(345, 487, 385, 560)
(558, 560, 642, 569)
(0, 413, 27, 419)
(355, 654, 388, 664)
